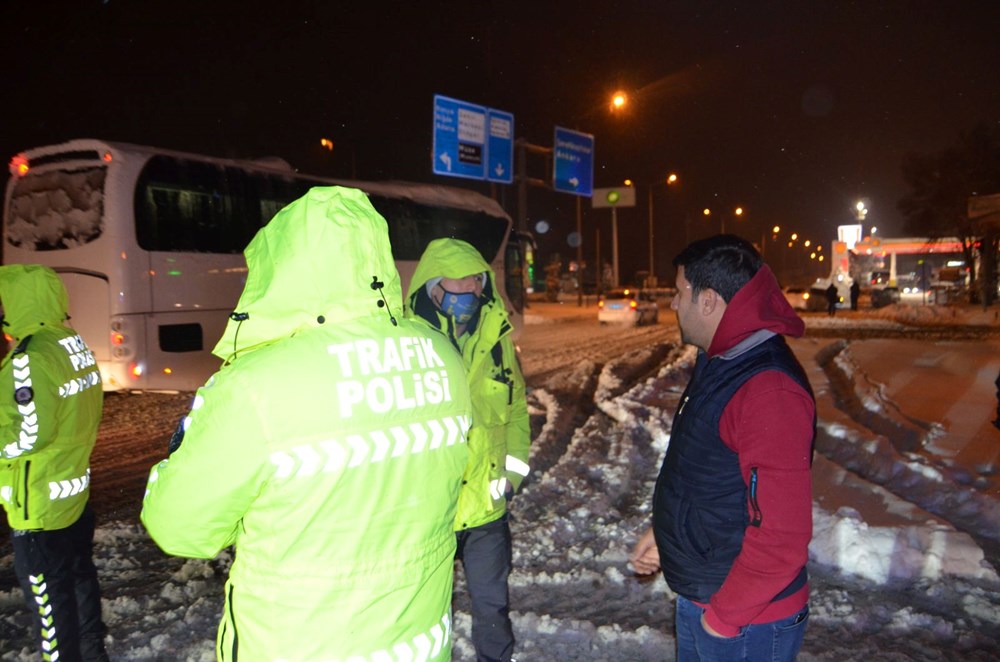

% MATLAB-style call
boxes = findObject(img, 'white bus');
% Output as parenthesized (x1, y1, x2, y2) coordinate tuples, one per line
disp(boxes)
(3, 139, 527, 391)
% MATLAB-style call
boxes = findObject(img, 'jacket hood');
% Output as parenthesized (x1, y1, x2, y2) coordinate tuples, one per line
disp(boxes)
(406, 238, 496, 309)
(0, 264, 68, 342)
(213, 186, 403, 362)
(708, 264, 804, 357)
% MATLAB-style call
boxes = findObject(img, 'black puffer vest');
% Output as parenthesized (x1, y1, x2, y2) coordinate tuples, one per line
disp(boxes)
(653, 333, 813, 601)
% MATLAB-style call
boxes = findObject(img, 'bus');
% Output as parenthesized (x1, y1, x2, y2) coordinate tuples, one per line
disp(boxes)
(3, 138, 527, 391)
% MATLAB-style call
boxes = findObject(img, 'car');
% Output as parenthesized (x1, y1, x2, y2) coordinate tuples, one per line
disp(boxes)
(783, 286, 812, 311)
(598, 287, 659, 326)
(783, 286, 827, 312)
(871, 286, 901, 308)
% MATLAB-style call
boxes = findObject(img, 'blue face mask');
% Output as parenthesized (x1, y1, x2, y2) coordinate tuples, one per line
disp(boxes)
(439, 289, 481, 324)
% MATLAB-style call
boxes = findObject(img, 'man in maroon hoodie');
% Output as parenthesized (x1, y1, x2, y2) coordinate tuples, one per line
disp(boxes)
(631, 234, 815, 661)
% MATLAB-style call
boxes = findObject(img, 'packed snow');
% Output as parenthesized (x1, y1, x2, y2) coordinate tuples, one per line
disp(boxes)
(2, 300, 1000, 661)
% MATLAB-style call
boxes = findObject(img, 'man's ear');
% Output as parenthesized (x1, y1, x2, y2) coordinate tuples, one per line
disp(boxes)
(700, 288, 722, 316)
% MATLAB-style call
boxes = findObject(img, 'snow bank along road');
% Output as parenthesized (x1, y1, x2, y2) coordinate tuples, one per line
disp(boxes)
(1, 304, 999, 660)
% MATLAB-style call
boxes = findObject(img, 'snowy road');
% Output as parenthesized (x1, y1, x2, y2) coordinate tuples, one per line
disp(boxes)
(2, 303, 1000, 660)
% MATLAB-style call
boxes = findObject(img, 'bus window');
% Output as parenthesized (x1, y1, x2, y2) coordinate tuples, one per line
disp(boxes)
(135, 156, 257, 253)
(247, 171, 313, 227)
(369, 196, 507, 262)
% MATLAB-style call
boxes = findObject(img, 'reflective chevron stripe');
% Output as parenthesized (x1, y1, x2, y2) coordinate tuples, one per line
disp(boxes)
(3, 354, 39, 458)
(489, 477, 509, 501)
(505, 455, 530, 477)
(29, 573, 61, 660)
(270, 416, 470, 479)
(48, 468, 91, 500)
(57, 368, 101, 397)
(322, 612, 450, 662)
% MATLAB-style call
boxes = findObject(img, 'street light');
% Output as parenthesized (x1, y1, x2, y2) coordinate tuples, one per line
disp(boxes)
(703, 205, 745, 233)
(855, 201, 868, 220)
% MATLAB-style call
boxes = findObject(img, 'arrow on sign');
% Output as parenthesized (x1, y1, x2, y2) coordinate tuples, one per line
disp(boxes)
(569, 177, 579, 188)
(438, 152, 452, 171)
(494, 163, 505, 178)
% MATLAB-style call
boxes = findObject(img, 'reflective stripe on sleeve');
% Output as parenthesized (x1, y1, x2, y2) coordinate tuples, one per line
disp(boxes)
(505, 455, 530, 477)
(489, 477, 508, 501)
(4, 354, 38, 458)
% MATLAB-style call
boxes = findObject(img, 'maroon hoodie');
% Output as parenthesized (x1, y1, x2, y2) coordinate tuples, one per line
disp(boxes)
(700, 265, 815, 636)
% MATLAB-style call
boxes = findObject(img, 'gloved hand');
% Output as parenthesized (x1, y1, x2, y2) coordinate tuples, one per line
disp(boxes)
(504, 479, 515, 502)
(167, 416, 186, 455)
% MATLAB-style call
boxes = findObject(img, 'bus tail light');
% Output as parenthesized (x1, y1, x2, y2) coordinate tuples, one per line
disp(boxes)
(9, 154, 28, 177)
(630, 300, 638, 310)
(110, 317, 135, 359)
(130, 363, 143, 378)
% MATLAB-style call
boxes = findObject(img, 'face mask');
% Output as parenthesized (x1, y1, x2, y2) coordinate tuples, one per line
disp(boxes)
(439, 289, 481, 324)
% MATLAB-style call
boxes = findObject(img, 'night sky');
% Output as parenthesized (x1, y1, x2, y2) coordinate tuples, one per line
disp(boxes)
(4, 1, 999, 283)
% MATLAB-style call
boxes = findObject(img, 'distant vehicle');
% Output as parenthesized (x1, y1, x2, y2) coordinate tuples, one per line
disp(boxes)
(598, 287, 659, 325)
(4, 139, 526, 391)
(871, 286, 901, 308)
(783, 286, 813, 311)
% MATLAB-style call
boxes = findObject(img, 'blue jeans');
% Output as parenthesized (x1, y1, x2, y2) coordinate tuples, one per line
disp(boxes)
(675, 595, 808, 662)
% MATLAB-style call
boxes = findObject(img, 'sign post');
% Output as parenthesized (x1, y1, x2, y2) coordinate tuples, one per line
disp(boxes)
(593, 186, 636, 288)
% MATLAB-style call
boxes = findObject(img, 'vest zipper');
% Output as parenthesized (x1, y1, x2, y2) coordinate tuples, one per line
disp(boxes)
(749, 467, 762, 527)
(677, 395, 689, 417)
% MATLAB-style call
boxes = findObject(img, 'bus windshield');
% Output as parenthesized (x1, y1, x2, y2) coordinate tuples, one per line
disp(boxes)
(6, 164, 107, 250)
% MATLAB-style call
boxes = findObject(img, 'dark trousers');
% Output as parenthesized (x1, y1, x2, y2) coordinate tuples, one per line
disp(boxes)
(12, 506, 109, 662)
(456, 515, 514, 662)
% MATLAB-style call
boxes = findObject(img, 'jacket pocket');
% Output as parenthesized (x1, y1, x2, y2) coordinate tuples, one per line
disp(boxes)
(478, 377, 512, 426)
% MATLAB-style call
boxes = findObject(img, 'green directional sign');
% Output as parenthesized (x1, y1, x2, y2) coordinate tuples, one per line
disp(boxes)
(591, 186, 636, 208)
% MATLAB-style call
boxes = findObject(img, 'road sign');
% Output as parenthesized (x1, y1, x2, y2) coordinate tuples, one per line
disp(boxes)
(487, 109, 514, 183)
(591, 186, 636, 208)
(552, 126, 594, 196)
(433, 95, 487, 180)
(433, 95, 514, 183)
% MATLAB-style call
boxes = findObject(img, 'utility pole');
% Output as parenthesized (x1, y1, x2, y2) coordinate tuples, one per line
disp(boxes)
(515, 138, 551, 234)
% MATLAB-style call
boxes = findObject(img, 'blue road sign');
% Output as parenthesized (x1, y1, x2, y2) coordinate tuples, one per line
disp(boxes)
(433, 95, 487, 180)
(486, 109, 514, 184)
(552, 126, 594, 197)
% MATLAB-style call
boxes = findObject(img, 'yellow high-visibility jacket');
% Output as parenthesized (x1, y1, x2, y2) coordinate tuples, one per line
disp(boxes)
(0, 264, 102, 532)
(141, 187, 472, 661)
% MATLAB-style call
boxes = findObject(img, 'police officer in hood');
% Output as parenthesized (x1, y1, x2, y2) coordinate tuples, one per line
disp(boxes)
(0, 264, 109, 661)
(141, 188, 473, 661)
(407, 238, 531, 662)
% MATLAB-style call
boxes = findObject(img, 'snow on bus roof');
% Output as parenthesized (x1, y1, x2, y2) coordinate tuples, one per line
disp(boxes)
(20, 138, 511, 220)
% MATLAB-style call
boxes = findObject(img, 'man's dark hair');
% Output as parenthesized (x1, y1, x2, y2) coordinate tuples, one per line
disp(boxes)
(672, 234, 763, 302)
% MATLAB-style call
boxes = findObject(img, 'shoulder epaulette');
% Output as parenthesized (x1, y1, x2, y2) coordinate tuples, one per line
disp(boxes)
(13, 336, 32, 354)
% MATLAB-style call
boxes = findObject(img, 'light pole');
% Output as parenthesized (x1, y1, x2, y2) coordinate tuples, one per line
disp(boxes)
(644, 172, 678, 286)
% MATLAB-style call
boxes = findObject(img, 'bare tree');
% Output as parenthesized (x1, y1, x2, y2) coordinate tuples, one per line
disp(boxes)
(898, 124, 1000, 303)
